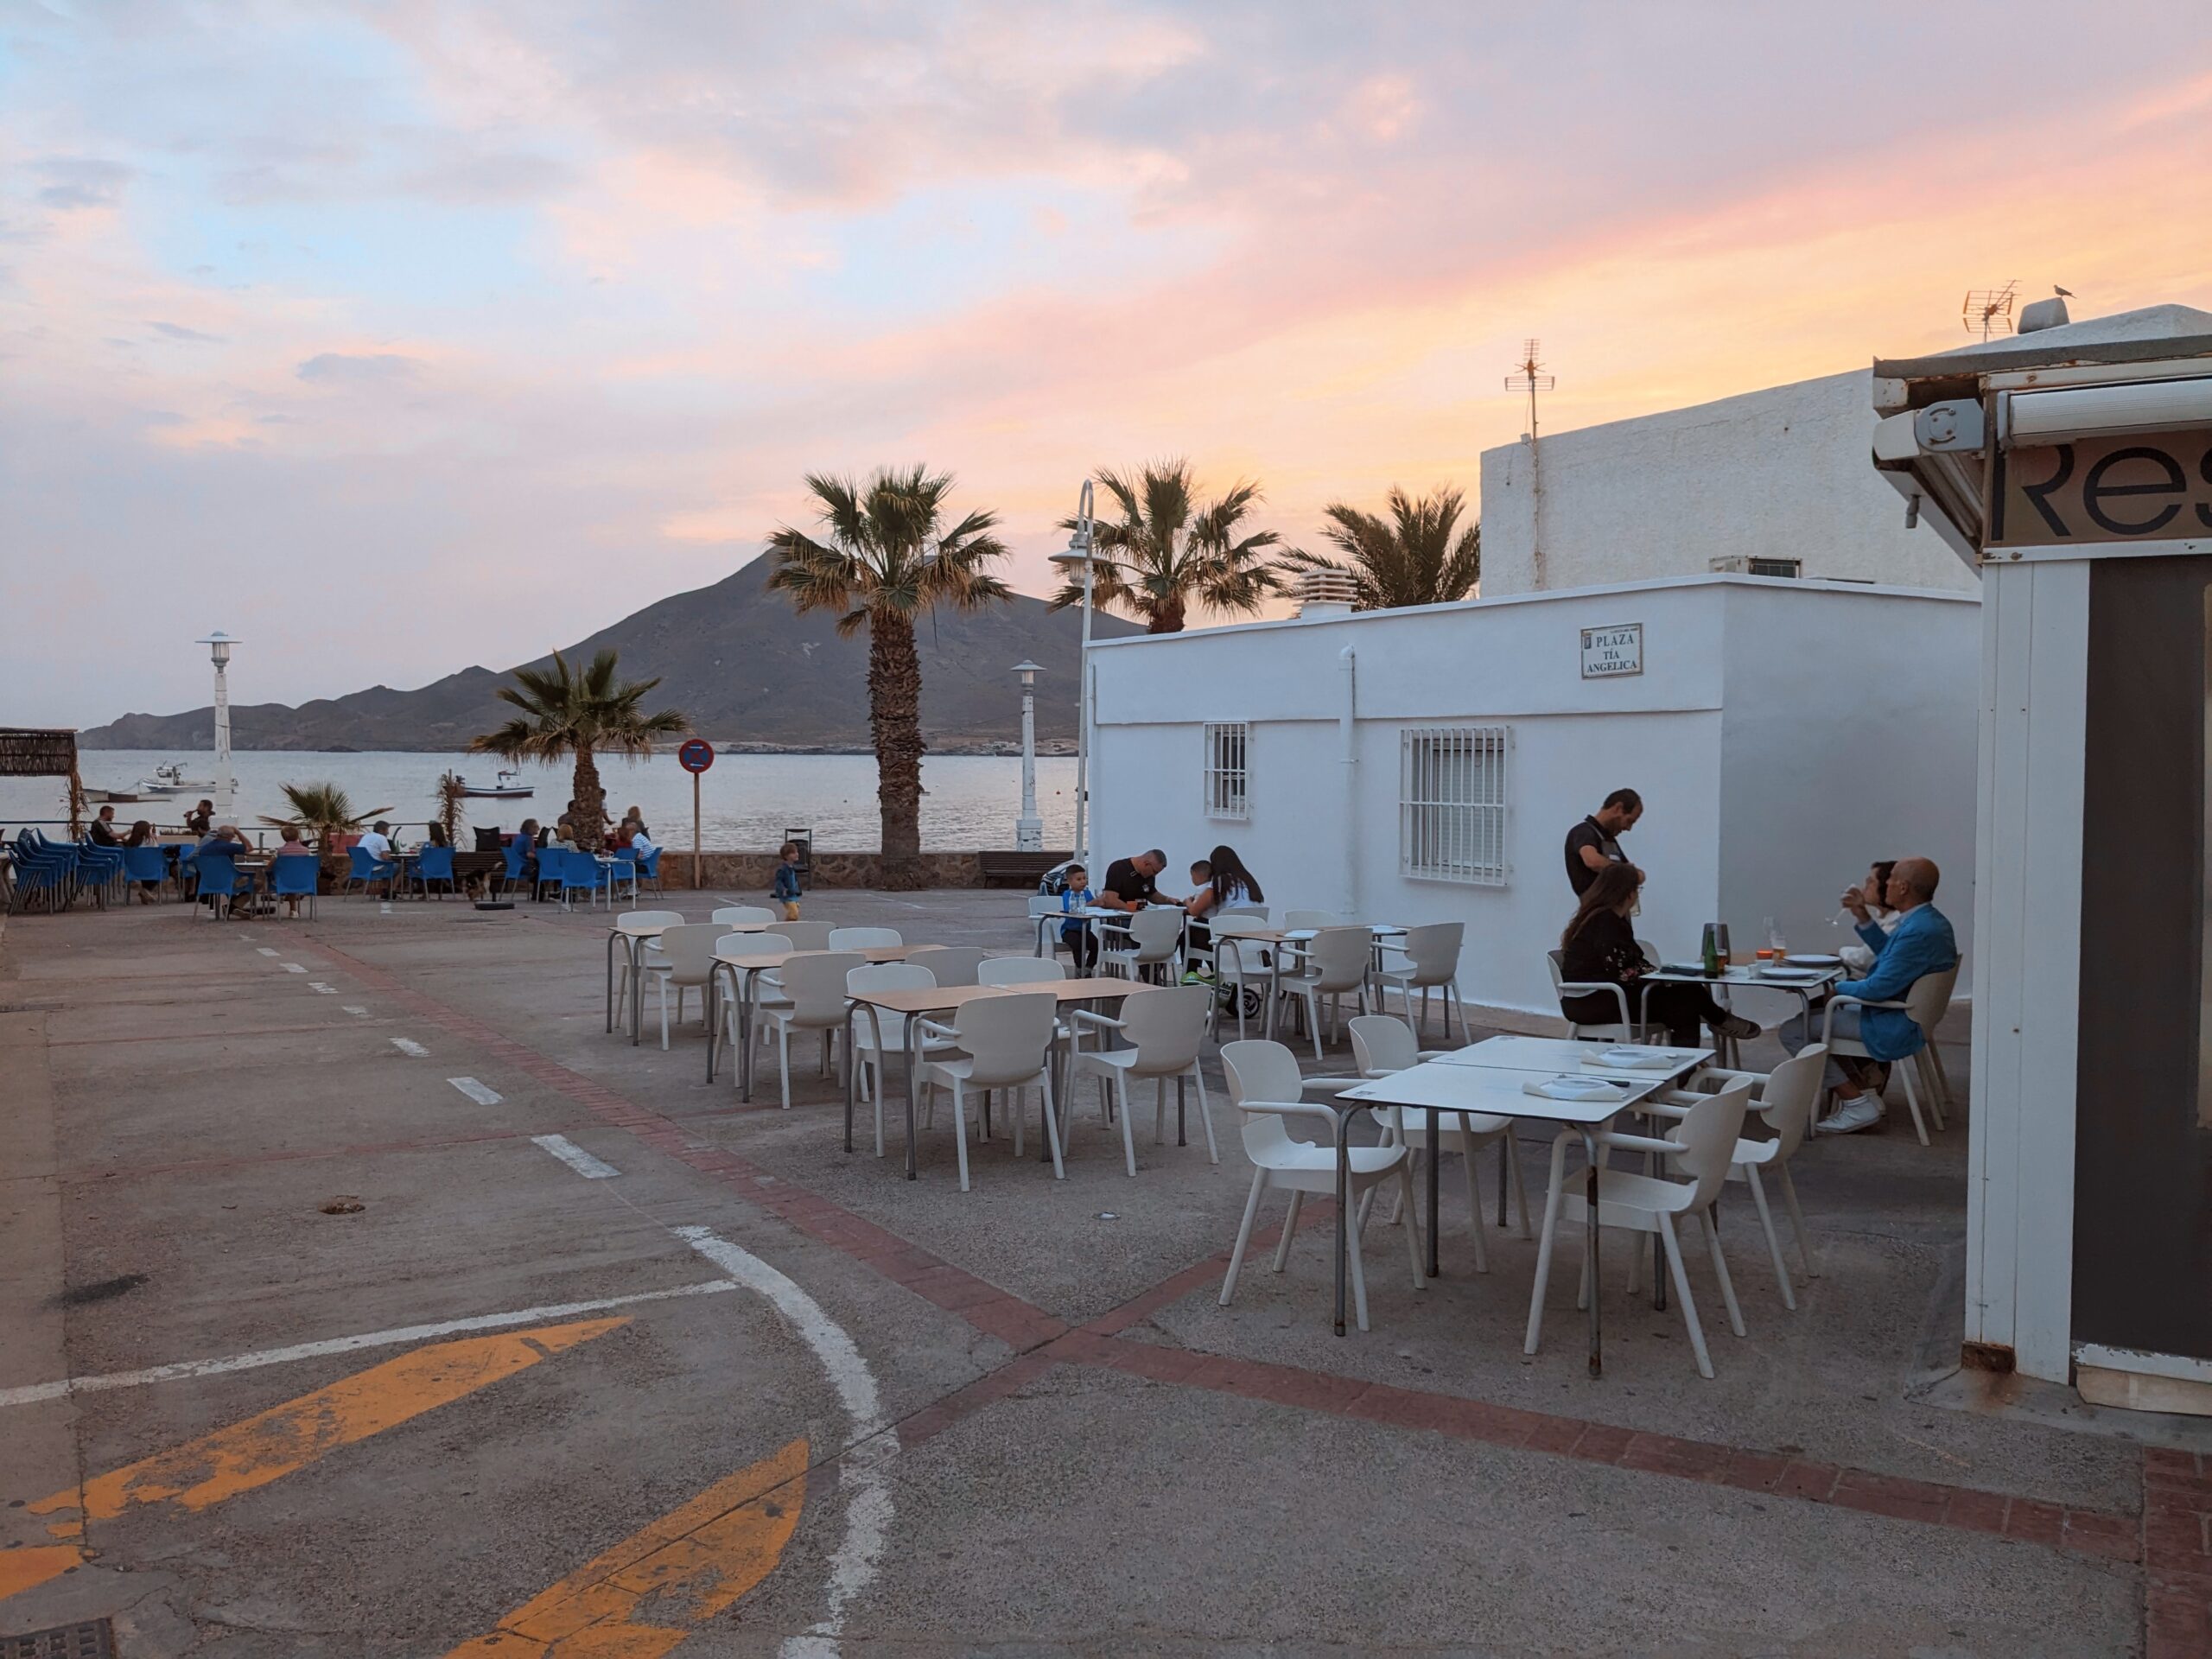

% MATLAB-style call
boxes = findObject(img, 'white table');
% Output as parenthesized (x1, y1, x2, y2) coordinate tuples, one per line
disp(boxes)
(1340, 1057, 1677, 1374)
(1635, 961, 1839, 1063)
(605, 917, 674, 1044)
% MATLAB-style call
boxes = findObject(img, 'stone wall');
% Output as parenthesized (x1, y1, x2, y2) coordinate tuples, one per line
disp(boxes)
(677, 851, 1023, 890)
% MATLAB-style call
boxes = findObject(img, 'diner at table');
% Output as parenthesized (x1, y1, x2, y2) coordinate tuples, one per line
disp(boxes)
(1558, 864, 1759, 1048)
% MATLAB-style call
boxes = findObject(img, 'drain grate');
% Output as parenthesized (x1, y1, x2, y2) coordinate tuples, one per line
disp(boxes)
(0, 1619, 116, 1659)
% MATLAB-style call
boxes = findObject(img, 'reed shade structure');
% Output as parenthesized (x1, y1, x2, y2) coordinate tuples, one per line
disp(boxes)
(0, 728, 86, 833)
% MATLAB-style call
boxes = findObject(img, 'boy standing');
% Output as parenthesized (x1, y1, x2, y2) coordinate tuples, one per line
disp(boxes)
(773, 841, 804, 921)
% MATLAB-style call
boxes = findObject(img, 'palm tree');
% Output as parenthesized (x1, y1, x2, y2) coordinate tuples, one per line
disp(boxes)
(470, 650, 688, 853)
(259, 782, 391, 870)
(1275, 486, 1481, 611)
(432, 771, 469, 848)
(766, 466, 1012, 887)
(1050, 461, 1282, 633)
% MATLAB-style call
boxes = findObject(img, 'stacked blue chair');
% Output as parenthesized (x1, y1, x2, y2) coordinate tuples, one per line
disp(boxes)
(415, 845, 457, 899)
(268, 855, 320, 918)
(75, 839, 124, 907)
(8, 832, 76, 913)
(194, 849, 245, 920)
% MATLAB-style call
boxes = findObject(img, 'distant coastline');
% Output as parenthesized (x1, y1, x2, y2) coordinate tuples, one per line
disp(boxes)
(73, 736, 1082, 758)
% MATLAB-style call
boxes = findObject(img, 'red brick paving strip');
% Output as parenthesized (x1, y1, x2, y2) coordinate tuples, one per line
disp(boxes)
(2145, 1448, 2212, 1658)
(302, 937, 2152, 1590)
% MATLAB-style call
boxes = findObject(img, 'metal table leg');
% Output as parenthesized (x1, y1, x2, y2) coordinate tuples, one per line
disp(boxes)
(1333, 1112, 1351, 1337)
(629, 937, 645, 1046)
(903, 1010, 922, 1180)
(605, 931, 620, 1033)
(1579, 1125, 1604, 1377)
(1426, 1104, 1441, 1277)
(705, 966, 722, 1084)
(738, 969, 758, 1102)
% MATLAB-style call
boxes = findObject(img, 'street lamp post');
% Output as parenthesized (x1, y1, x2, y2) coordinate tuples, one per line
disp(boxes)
(1047, 480, 1097, 868)
(197, 631, 240, 822)
(1012, 660, 1044, 852)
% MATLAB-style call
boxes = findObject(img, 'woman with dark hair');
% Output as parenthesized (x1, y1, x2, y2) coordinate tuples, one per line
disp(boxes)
(1558, 863, 1760, 1047)
(1185, 843, 1265, 954)
(124, 818, 161, 903)
(425, 821, 449, 849)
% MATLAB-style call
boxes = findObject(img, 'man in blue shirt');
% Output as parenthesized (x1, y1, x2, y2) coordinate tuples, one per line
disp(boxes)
(1782, 855, 1958, 1135)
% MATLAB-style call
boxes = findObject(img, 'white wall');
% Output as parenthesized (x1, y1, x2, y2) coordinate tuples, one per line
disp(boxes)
(1480, 370, 1975, 596)
(1087, 575, 1979, 1023)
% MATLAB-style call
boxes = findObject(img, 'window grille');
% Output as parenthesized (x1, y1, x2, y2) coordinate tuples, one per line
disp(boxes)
(1204, 722, 1249, 820)
(1400, 727, 1509, 885)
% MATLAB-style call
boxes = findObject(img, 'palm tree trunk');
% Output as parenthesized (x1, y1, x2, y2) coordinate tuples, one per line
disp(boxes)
(572, 746, 607, 853)
(1147, 599, 1185, 635)
(868, 612, 926, 887)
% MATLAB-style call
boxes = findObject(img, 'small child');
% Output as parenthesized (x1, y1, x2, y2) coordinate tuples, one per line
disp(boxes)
(1188, 859, 1212, 892)
(1058, 863, 1098, 972)
(772, 840, 804, 921)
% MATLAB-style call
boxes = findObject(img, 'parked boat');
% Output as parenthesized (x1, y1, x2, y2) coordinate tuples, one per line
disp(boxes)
(134, 762, 233, 796)
(456, 769, 534, 800)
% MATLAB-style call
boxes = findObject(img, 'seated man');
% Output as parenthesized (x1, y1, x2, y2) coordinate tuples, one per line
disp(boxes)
(355, 819, 397, 897)
(88, 805, 123, 846)
(1783, 855, 1958, 1135)
(194, 823, 255, 915)
(1095, 848, 1178, 956)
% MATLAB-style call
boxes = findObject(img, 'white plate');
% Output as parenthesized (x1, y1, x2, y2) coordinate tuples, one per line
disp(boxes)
(1523, 1075, 1633, 1102)
(1588, 1046, 1683, 1071)
(1758, 967, 1827, 983)
(1785, 953, 1842, 968)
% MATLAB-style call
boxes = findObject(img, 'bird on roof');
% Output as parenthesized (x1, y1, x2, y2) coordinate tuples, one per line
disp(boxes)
(2054, 285, 2075, 298)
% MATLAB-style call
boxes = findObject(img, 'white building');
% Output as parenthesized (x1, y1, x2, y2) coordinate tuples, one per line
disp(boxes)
(1478, 369, 1977, 594)
(1086, 574, 1979, 1025)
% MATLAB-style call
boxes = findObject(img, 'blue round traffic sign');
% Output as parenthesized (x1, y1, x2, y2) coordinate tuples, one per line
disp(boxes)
(677, 739, 715, 773)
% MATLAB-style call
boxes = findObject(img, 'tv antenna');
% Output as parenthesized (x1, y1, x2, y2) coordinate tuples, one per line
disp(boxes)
(1505, 338, 1556, 442)
(1962, 281, 2019, 341)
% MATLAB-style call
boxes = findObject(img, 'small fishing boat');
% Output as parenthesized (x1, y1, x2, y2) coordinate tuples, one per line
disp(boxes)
(134, 762, 232, 796)
(456, 769, 534, 800)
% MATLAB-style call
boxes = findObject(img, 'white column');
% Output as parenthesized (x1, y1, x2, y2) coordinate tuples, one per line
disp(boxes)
(1014, 663, 1043, 852)
(213, 657, 232, 820)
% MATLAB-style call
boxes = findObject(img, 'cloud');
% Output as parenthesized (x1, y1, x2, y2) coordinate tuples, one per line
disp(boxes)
(149, 321, 225, 342)
(295, 352, 424, 384)
(35, 157, 133, 210)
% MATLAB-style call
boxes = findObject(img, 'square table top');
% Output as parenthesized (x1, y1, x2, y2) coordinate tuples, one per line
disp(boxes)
(716, 944, 920, 969)
(1339, 1058, 1669, 1126)
(851, 977, 1154, 1015)
(1638, 962, 1840, 990)
(1432, 1035, 1713, 1079)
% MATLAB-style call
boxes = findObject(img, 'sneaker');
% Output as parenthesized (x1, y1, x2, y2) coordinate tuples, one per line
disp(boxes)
(1817, 1095, 1884, 1135)
(1714, 1014, 1762, 1041)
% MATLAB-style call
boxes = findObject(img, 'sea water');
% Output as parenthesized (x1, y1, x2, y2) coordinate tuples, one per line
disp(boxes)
(7, 750, 1080, 851)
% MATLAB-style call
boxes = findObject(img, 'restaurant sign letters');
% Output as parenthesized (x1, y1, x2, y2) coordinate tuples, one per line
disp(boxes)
(1990, 431, 2212, 550)
(1580, 622, 1643, 680)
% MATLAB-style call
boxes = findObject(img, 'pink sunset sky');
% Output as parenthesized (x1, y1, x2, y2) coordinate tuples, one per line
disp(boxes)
(4, 2, 2209, 727)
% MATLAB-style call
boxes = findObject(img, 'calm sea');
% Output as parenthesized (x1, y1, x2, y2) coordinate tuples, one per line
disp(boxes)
(7, 750, 1079, 851)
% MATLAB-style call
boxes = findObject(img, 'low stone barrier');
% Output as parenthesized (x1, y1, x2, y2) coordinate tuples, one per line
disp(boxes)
(680, 850, 1069, 891)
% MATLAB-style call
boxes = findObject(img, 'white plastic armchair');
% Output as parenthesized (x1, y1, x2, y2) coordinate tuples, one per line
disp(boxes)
(641, 922, 734, 1049)
(1820, 962, 1957, 1145)
(1207, 915, 1277, 1041)
(1103, 906, 1185, 984)
(829, 926, 902, 949)
(1377, 921, 1468, 1044)
(913, 991, 1063, 1190)
(712, 905, 776, 925)
(1545, 949, 1657, 1043)
(1071, 984, 1216, 1175)
(1217, 1040, 1421, 1333)
(753, 951, 863, 1110)
(846, 961, 953, 1156)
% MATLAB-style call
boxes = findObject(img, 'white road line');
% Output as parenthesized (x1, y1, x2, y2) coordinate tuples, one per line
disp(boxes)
(0, 1281, 740, 1409)
(531, 1134, 620, 1179)
(675, 1227, 892, 1656)
(342, 1006, 371, 1017)
(448, 1077, 502, 1105)
(308, 982, 336, 995)
(257, 947, 280, 957)
(281, 963, 307, 974)
(391, 1037, 429, 1058)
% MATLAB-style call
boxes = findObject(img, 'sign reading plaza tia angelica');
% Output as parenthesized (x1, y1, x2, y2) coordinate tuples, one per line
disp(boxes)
(1580, 623, 1643, 680)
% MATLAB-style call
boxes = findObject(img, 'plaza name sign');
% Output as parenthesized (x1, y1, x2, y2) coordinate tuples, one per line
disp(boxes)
(1990, 431, 2212, 550)
(1580, 622, 1643, 680)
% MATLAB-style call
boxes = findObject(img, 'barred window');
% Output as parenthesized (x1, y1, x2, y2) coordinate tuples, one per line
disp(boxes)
(1204, 722, 1249, 820)
(1400, 726, 1509, 885)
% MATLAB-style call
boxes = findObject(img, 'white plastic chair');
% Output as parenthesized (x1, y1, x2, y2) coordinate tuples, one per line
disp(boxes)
(1546, 949, 1659, 1043)
(830, 926, 902, 949)
(1643, 1046, 1823, 1306)
(752, 951, 861, 1110)
(1378, 922, 1467, 1044)
(1347, 1015, 1528, 1268)
(977, 956, 1067, 988)
(713, 905, 776, 925)
(712, 930, 793, 1031)
(1524, 1079, 1752, 1379)
(773, 919, 836, 951)
(1207, 914, 1277, 1041)
(1275, 926, 1373, 1059)
(847, 962, 953, 1156)
(1103, 906, 1184, 983)
(1821, 962, 1959, 1146)
(611, 909, 685, 1021)
(1217, 1040, 1422, 1332)
(641, 922, 734, 1049)
(914, 992, 1063, 1190)
(1283, 909, 1342, 931)
(1071, 984, 1217, 1175)
(906, 944, 985, 986)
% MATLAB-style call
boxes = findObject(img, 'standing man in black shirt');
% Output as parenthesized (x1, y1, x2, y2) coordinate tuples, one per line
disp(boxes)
(1564, 788, 1643, 896)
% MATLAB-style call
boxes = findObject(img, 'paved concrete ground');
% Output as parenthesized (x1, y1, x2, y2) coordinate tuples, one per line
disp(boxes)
(3, 886, 2207, 1656)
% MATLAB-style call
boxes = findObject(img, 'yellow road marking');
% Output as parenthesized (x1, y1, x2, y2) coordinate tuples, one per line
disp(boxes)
(444, 1436, 809, 1656)
(3, 1319, 625, 1605)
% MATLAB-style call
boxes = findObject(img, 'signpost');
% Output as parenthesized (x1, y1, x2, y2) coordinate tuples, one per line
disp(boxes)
(677, 739, 715, 890)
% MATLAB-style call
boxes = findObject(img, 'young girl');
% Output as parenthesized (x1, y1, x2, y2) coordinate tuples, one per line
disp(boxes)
(772, 840, 804, 921)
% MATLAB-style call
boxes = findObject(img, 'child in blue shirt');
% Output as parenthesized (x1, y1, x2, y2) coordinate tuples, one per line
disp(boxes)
(1058, 864, 1098, 971)
(772, 840, 804, 920)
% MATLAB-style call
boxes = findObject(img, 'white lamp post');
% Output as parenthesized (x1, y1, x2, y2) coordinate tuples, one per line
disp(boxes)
(1012, 660, 1045, 852)
(1047, 480, 1097, 868)
(197, 631, 240, 821)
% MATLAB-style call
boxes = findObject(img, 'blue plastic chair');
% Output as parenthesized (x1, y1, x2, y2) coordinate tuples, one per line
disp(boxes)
(121, 847, 169, 893)
(500, 840, 531, 897)
(606, 852, 639, 905)
(75, 841, 124, 905)
(346, 844, 396, 896)
(533, 847, 568, 901)
(7, 840, 73, 913)
(633, 846, 663, 895)
(195, 850, 245, 919)
(415, 845, 457, 899)
(268, 854, 320, 918)
(559, 851, 606, 909)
